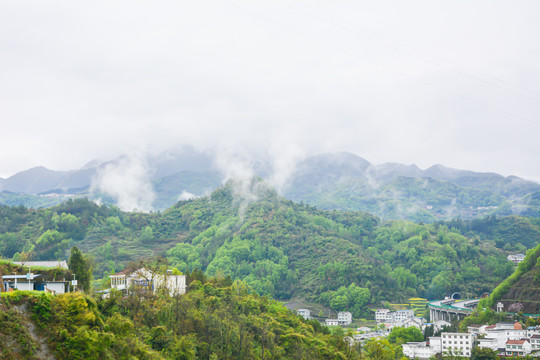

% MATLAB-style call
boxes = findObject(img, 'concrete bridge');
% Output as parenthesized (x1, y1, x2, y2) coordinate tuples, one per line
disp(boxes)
(429, 298, 479, 322)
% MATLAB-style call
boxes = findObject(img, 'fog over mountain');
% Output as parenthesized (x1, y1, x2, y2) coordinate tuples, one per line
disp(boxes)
(1, 1, 540, 185)
(1, 149, 539, 221)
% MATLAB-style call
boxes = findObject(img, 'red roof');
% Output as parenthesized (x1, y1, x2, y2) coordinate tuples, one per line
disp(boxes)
(514, 322, 523, 330)
(486, 325, 496, 329)
(506, 339, 528, 345)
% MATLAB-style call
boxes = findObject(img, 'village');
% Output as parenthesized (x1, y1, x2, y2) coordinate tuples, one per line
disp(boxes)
(2, 259, 540, 358)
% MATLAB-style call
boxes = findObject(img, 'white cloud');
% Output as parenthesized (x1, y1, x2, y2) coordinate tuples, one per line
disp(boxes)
(90, 155, 155, 212)
(0, 0, 539, 181)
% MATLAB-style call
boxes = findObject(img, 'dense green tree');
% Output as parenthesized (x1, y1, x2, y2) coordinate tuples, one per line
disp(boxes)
(388, 326, 423, 345)
(471, 347, 499, 360)
(68, 246, 93, 292)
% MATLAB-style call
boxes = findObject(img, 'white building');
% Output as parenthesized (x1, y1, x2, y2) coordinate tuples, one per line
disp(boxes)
(506, 339, 531, 357)
(297, 309, 311, 320)
(338, 311, 353, 325)
(527, 326, 540, 338)
(402, 337, 441, 359)
(375, 309, 393, 322)
(530, 335, 540, 353)
(481, 324, 527, 350)
(2, 274, 68, 294)
(399, 317, 426, 330)
(432, 320, 452, 332)
(110, 268, 186, 295)
(477, 337, 499, 351)
(467, 324, 487, 335)
(507, 254, 526, 264)
(441, 332, 475, 358)
(326, 319, 339, 326)
(393, 309, 415, 322)
(13, 260, 69, 269)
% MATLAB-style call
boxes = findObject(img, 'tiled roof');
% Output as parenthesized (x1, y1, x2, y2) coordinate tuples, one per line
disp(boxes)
(506, 339, 528, 345)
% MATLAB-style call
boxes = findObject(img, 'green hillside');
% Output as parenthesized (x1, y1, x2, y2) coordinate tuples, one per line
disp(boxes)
(482, 243, 540, 314)
(0, 277, 356, 360)
(1, 181, 536, 316)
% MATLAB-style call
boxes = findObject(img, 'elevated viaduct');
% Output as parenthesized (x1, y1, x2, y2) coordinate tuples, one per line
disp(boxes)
(429, 298, 479, 322)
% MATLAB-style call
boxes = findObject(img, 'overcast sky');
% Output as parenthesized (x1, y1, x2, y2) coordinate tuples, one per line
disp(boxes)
(1, 0, 539, 181)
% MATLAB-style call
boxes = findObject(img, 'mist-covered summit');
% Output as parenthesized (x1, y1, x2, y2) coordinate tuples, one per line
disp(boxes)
(1, 149, 539, 221)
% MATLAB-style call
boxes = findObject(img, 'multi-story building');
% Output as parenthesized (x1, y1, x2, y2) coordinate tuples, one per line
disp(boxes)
(338, 311, 353, 325)
(506, 339, 532, 357)
(297, 309, 311, 320)
(441, 332, 475, 358)
(375, 309, 393, 323)
(402, 337, 441, 359)
(393, 309, 415, 322)
(530, 335, 540, 353)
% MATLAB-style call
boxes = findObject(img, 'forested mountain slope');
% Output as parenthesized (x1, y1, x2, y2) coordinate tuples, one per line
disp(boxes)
(1, 181, 537, 315)
(1, 150, 539, 221)
(482, 243, 540, 314)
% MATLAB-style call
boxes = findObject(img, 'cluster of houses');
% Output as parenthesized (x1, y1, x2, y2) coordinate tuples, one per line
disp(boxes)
(402, 322, 540, 358)
(1, 261, 187, 297)
(375, 308, 432, 330)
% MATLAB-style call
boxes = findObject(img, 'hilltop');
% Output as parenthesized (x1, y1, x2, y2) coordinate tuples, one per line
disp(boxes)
(1, 150, 539, 221)
(2, 182, 537, 315)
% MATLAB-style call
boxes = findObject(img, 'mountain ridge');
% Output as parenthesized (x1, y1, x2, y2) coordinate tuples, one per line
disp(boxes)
(1, 150, 539, 221)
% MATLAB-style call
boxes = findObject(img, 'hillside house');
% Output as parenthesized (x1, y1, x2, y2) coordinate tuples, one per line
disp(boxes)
(337, 311, 352, 325)
(393, 309, 414, 322)
(507, 254, 526, 264)
(2, 274, 68, 294)
(325, 319, 339, 326)
(110, 268, 186, 295)
(375, 309, 392, 322)
(297, 309, 311, 320)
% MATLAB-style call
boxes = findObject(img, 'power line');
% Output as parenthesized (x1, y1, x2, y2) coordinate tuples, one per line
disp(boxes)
(221, 0, 538, 126)
(279, 0, 540, 102)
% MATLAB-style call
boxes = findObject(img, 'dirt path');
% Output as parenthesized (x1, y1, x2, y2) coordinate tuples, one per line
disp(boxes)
(14, 302, 57, 360)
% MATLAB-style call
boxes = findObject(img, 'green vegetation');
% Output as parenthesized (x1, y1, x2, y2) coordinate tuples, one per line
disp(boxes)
(478, 242, 540, 314)
(0, 182, 535, 316)
(68, 246, 93, 292)
(0, 278, 360, 360)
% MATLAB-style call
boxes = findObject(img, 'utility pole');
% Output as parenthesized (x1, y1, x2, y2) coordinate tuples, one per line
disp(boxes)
(27, 265, 31, 291)
(72, 273, 77, 292)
